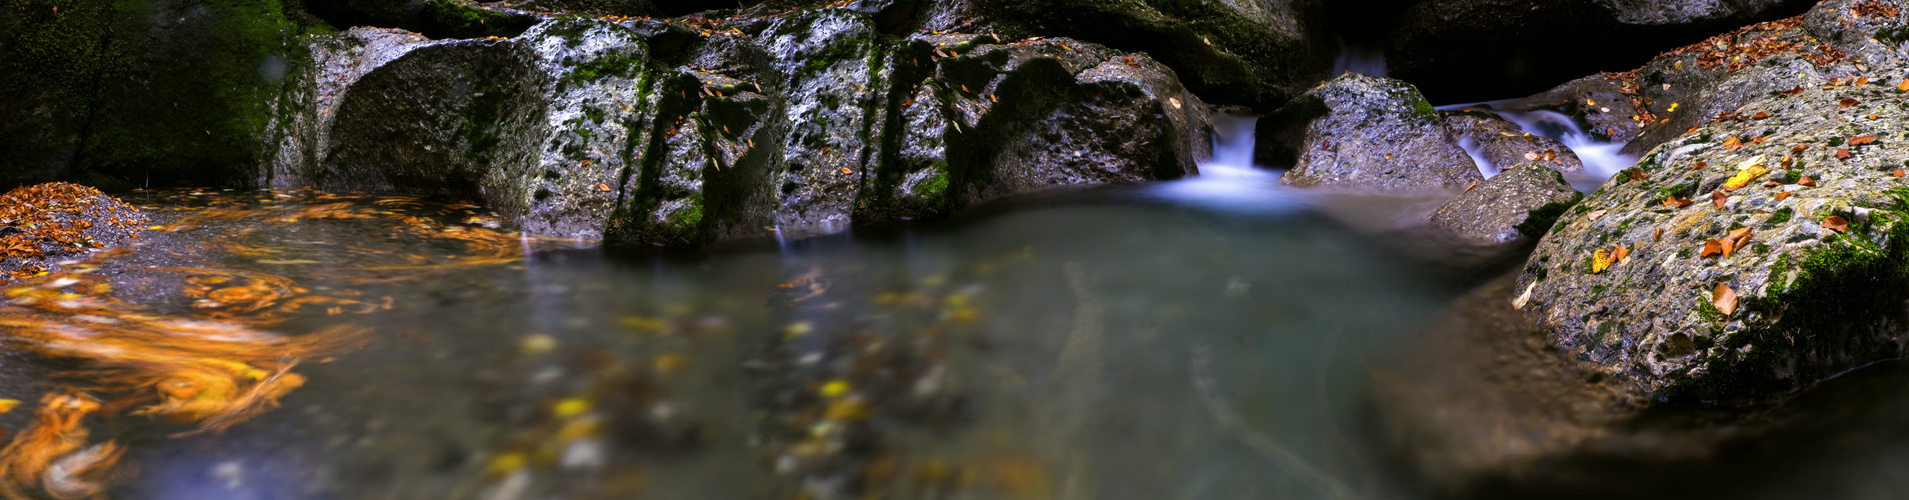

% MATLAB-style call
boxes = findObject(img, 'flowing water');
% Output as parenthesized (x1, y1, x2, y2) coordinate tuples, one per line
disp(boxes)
(1437, 100, 1638, 191)
(13, 120, 1909, 500)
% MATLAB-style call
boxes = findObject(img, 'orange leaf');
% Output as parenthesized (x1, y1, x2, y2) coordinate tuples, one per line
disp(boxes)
(838, 167, 853, 175)
(1713, 283, 1738, 316)
(1752, 112, 1770, 119)
(1612, 244, 1630, 263)
(1664, 196, 1695, 208)
(1800, 177, 1818, 187)
(1898, 78, 1909, 91)
(1895, 168, 1905, 178)
(1841, 98, 1861, 108)
(1823, 215, 1849, 233)
(1837, 148, 1851, 160)
(1654, 226, 1664, 241)
(1850, 135, 1876, 145)
(1791, 144, 1810, 153)
(1702, 239, 1724, 258)
(595, 183, 610, 192)
(1777, 192, 1792, 201)
(1763, 181, 1781, 187)
(1712, 190, 1728, 209)
(1858, 76, 1871, 86)
(1724, 227, 1754, 257)
(1693, 160, 1709, 170)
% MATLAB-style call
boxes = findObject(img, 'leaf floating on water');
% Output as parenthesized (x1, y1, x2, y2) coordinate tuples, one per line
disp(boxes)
(255, 259, 320, 265)
(1592, 248, 1614, 274)
(1823, 215, 1850, 233)
(1713, 283, 1738, 316)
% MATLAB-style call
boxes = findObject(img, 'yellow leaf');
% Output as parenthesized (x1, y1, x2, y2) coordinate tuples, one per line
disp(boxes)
(1723, 165, 1768, 191)
(1592, 248, 1614, 273)
(0, 399, 18, 414)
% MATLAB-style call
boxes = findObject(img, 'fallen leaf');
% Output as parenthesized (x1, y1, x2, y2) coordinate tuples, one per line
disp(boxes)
(1587, 209, 1608, 221)
(1465, 181, 1478, 192)
(1851, 135, 1877, 145)
(1702, 239, 1725, 258)
(1512, 282, 1536, 309)
(1592, 248, 1614, 274)
(1693, 160, 1709, 170)
(1791, 144, 1810, 153)
(1764, 181, 1781, 187)
(1722, 136, 1743, 152)
(1723, 227, 1754, 257)
(839, 167, 853, 175)
(1752, 112, 1770, 119)
(1859, 76, 1871, 86)
(1613, 244, 1630, 263)
(1712, 190, 1728, 209)
(1665, 196, 1695, 208)
(1896, 168, 1905, 178)
(1723, 165, 1769, 191)
(1824, 215, 1849, 233)
(1800, 176, 1818, 187)
(1777, 192, 1793, 201)
(596, 183, 611, 192)
(1654, 226, 1664, 241)
(1841, 98, 1861, 108)
(1713, 283, 1738, 316)
(1898, 78, 1909, 91)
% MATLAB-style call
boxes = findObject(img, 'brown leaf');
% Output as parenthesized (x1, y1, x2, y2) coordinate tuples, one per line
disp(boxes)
(838, 167, 854, 175)
(1837, 148, 1852, 160)
(1791, 144, 1810, 153)
(1898, 78, 1909, 91)
(1850, 135, 1877, 145)
(1800, 176, 1818, 187)
(1764, 181, 1781, 187)
(1654, 226, 1664, 241)
(1712, 190, 1728, 209)
(1587, 209, 1608, 221)
(1895, 168, 1905, 178)
(1859, 76, 1871, 86)
(1722, 136, 1743, 152)
(595, 183, 610, 192)
(1777, 192, 1793, 201)
(1628, 168, 1650, 181)
(1713, 283, 1738, 316)
(1823, 215, 1849, 233)
(1702, 239, 1725, 258)
(1693, 160, 1709, 170)
(1752, 112, 1770, 119)
(1725, 227, 1754, 256)
(1841, 98, 1861, 108)
(1665, 196, 1695, 208)
(1785, 85, 1807, 95)
(1613, 243, 1630, 263)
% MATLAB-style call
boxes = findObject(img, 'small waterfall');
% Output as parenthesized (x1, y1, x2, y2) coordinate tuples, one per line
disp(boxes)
(1439, 100, 1637, 190)
(1456, 135, 1497, 179)
(1332, 42, 1388, 78)
(1145, 115, 1307, 213)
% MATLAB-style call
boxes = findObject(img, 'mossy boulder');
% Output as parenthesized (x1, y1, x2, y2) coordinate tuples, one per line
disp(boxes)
(858, 34, 1210, 221)
(0, 0, 324, 191)
(1430, 163, 1581, 246)
(1518, 77, 1909, 404)
(1260, 72, 1481, 192)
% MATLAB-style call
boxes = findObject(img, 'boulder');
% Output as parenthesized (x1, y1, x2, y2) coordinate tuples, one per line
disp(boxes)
(1513, 73, 1645, 145)
(1429, 163, 1582, 246)
(1517, 70, 1909, 404)
(1384, 0, 1817, 103)
(1260, 72, 1480, 192)
(1444, 111, 1584, 175)
(857, 34, 1211, 220)
(0, 0, 321, 190)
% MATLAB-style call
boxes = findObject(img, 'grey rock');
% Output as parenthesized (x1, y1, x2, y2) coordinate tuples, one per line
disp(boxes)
(1430, 163, 1582, 246)
(1518, 72, 1909, 404)
(1261, 72, 1481, 192)
(1444, 111, 1585, 175)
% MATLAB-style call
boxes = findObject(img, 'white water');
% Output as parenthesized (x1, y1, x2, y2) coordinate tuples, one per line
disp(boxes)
(1456, 135, 1497, 179)
(1146, 115, 1309, 213)
(1332, 41, 1388, 78)
(1438, 100, 1638, 191)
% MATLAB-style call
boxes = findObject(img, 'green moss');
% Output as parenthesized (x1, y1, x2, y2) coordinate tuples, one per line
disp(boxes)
(1515, 193, 1585, 239)
(916, 163, 950, 199)
(1767, 206, 1794, 225)
(666, 196, 704, 227)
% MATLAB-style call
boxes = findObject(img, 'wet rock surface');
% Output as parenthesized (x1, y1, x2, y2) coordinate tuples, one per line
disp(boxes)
(1261, 72, 1480, 192)
(1384, 0, 1817, 102)
(1444, 111, 1585, 175)
(1430, 163, 1582, 246)
(1518, 63, 1909, 404)
(0, 183, 147, 281)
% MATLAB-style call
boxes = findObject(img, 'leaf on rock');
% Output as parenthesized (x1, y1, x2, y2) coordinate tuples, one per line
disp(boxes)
(1824, 215, 1850, 233)
(1752, 112, 1770, 119)
(1837, 148, 1853, 160)
(1723, 164, 1769, 191)
(1723, 227, 1754, 257)
(1587, 209, 1608, 221)
(1713, 283, 1738, 316)
(1712, 190, 1729, 209)
(1850, 135, 1877, 145)
(1800, 176, 1818, 187)
(1592, 248, 1614, 274)
(1693, 160, 1709, 170)
(1613, 244, 1630, 263)
(1791, 144, 1810, 153)
(1702, 239, 1725, 258)
(1899, 78, 1909, 91)
(1841, 98, 1861, 108)
(1777, 192, 1793, 201)
(1654, 226, 1664, 241)
(1665, 196, 1695, 208)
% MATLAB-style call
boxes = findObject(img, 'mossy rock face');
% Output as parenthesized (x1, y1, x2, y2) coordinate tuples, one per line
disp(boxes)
(1430, 163, 1581, 246)
(856, 34, 1210, 221)
(0, 0, 321, 191)
(758, 8, 882, 233)
(1261, 72, 1481, 192)
(1519, 76, 1909, 404)
(512, 18, 653, 240)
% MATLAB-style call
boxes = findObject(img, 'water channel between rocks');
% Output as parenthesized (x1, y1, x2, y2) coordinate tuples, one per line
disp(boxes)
(12, 122, 1909, 500)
